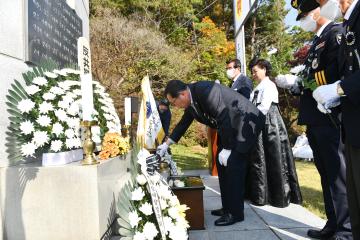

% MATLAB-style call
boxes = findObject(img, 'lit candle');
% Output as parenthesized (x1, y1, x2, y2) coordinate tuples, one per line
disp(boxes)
(78, 37, 94, 121)
(124, 97, 131, 125)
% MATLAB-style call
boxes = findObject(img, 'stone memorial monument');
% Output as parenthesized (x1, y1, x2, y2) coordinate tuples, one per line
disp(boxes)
(0, 0, 89, 167)
(0, 1, 129, 239)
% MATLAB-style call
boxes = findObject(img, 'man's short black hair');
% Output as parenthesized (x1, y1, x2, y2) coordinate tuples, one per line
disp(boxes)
(164, 80, 188, 98)
(226, 59, 242, 70)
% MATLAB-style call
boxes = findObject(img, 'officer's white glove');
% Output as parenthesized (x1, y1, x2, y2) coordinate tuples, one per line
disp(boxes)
(313, 81, 341, 111)
(317, 103, 328, 114)
(156, 142, 169, 157)
(218, 149, 231, 167)
(275, 74, 301, 90)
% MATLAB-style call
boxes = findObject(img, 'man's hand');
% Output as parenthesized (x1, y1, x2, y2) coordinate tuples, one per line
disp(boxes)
(219, 149, 231, 167)
(313, 81, 341, 111)
(275, 74, 301, 90)
(156, 142, 169, 157)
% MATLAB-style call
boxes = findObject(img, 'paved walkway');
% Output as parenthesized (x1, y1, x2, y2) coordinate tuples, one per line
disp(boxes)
(185, 170, 325, 240)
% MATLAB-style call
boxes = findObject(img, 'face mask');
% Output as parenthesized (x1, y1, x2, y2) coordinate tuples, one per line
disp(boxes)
(320, 0, 342, 21)
(226, 69, 236, 79)
(300, 14, 317, 32)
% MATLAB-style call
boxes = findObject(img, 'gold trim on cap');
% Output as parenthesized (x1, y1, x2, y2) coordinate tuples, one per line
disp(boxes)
(292, 0, 298, 7)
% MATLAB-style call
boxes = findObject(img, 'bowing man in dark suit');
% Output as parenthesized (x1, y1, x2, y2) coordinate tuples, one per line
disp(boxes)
(226, 59, 253, 99)
(157, 80, 265, 226)
(312, 0, 360, 238)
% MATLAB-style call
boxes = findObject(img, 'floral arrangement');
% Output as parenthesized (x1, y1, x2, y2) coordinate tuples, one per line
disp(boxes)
(289, 44, 317, 91)
(99, 132, 130, 160)
(6, 65, 121, 163)
(117, 149, 190, 240)
(168, 179, 185, 188)
(168, 176, 203, 188)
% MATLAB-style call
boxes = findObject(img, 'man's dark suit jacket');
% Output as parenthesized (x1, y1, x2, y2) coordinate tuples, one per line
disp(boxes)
(230, 74, 253, 99)
(170, 81, 265, 153)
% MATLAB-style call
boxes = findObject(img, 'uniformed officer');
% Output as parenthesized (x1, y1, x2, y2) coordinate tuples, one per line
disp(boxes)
(275, 0, 352, 239)
(312, 0, 360, 238)
(157, 80, 265, 226)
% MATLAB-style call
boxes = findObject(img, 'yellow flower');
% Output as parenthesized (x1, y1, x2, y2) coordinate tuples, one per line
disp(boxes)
(98, 132, 130, 160)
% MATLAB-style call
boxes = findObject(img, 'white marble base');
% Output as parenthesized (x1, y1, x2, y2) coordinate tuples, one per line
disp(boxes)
(0, 153, 131, 240)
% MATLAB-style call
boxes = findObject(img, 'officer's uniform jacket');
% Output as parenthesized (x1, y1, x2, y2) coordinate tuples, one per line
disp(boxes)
(298, 21, 343, 126)
(170, 81, 265, 153)
(230, 74, 253, 99)
(338, 0, 360, 147)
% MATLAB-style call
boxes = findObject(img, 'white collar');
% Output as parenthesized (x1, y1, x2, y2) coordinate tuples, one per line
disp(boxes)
(188, 87, 194, 106)
(344, 0, 359, 20)
(254, 77, 271, 90)
(316, 20, 331, 37)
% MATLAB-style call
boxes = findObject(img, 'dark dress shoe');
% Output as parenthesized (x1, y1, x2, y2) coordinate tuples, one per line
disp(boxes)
(326, 236, 343, 240)
(211, 208, 225, 216)
(307, 227, 335, 239)
(214, 213, 244, 226)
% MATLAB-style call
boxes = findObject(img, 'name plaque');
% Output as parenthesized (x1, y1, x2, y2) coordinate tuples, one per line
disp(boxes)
(26, 0, 83, 68)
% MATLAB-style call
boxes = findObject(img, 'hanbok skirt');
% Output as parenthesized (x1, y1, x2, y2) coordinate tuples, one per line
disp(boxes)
(246, 104, 302, 207)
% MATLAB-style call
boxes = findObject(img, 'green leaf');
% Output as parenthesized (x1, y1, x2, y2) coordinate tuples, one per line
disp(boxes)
(7, 109, 23, 118)
(8, 90, 22, 102)
(9, 116, 21, 124)
(33, 67, 40, 77)
(118, 196, 133, 212)
(6, 146, 21, 153)
(7, 152, 22, 159)
(11, 83, 28, 99)
(8, 156, 24, 165)
(117, 201, 131, 218)
(119, 227, 133, 237)
(5, 142, 20, 149)
(38, 67, 44, 76)
(22, 73, 32, 85)
(119, 237, 133, 240)
(6, 102, 18, 110)
(7, 126, 19, 133)
(6, 95, 19, 105)
(117, 217, 132, 229)
(14, 80, 28, 95)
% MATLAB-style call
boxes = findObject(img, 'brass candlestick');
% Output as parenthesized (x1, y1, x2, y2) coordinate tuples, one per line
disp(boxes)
(122, 124, 131, 138)
(81, 120, 99, 165)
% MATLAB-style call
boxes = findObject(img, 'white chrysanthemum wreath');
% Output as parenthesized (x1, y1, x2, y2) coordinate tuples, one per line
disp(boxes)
(6, 66, 121, 161)
(117, 149, 190, 240)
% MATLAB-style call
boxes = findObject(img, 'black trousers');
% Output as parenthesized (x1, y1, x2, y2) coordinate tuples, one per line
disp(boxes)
(345, 142, 360, 240)
(307, 125, 352, 237)
(216, 144, 248, 218)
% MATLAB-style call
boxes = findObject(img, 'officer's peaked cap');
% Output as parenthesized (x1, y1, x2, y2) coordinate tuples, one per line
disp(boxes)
(291, 0, 319, 21)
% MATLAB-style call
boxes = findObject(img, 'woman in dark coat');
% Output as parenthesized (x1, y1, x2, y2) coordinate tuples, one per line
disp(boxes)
(246, 59, 302, 207)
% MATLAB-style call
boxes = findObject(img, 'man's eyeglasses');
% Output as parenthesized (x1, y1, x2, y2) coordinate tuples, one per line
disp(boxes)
(168, 97, 179, 106)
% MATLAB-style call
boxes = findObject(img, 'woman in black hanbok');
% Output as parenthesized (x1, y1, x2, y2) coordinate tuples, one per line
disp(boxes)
(246, 59, 302, 207)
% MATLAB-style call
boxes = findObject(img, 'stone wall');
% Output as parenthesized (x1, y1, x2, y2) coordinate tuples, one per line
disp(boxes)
(0, 0, 89, 167)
